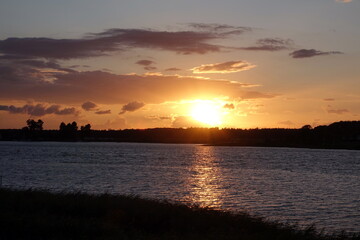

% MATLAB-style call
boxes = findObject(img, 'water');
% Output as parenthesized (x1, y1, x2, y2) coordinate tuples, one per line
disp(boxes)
(0, 141, 359, 233)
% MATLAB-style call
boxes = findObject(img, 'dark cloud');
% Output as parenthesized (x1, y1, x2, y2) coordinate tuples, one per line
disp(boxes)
(191, 60, 255, 73)
(119, 101, 145, 114)
(0, 37, 118, 59)
(165, 67, 181, 71)
(223, 103, 235, 109)
(0, 26, 250, 59)
(0, 104, 78, 116)
(135, 60, 157, 71)
(0, 57, 74, 86)
(324, 98, 335, 101)
(95, 110, 111, 114)
(290, 49, 343, 58)
(240, 38, 294, 51)
(136, 60, 155, 66)
(81, 101, 97, 111)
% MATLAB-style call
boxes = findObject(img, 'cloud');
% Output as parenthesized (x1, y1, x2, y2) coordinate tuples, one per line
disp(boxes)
(290, 49, 343, 58)
(147, 115, 172, 120)
(327, 106, 349, 114)
(323, 98, 335, 101)
(0, 26, 251, 59)
(192, 60, 255, 74)
(95, 109, 111, 114)
(119, 101, 145, 114)
(136, 60, 155, 66)
(187, 23, 252, 35)
(223, 103, 235, 109)
(81, 101, 97, 111)
(240, 38, 294, 51)
(135, 60, 157, 71)
(0, 104, 78, 116)
(165, 67, 182, 71)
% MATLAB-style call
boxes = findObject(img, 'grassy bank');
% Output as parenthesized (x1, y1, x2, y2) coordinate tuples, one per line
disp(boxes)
(0, 188, 359, 240)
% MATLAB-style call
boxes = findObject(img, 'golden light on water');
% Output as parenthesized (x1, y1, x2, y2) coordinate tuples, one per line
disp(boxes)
(187, 146, 224, 208)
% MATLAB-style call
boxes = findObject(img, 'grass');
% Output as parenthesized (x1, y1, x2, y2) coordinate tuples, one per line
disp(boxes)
(0, 188, 359, 240)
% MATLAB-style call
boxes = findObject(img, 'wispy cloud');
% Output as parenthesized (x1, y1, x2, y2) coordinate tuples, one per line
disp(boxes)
(187, 23, 252, 35)
(0, 104, 78, 116)
(278, 120, 295, 126)
(240, 38, 294, 51)
(327, 105, 349, 114)
(165, 67, 181, 71)
(290, 49, 343, 58)
(95, 110, 111, 114)
(191, 60, 256, 73)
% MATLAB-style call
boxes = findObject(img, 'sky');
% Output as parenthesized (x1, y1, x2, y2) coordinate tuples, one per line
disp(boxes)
(0, 0, 359, 130)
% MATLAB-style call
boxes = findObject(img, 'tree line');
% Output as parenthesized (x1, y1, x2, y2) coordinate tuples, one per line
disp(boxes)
(1, 119, 359, 149)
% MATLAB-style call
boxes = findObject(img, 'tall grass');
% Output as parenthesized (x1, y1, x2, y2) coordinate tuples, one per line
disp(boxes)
(0, 188, 359, 240)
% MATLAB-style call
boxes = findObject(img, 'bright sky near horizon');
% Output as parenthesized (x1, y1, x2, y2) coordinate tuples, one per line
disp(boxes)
(0, 0, 359, 129)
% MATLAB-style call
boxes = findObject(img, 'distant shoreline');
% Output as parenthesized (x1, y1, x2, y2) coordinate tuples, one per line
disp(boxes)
(1, 121, 360, 150)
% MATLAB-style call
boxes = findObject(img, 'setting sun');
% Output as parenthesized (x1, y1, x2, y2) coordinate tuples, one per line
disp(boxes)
(190, 101, 223, 126)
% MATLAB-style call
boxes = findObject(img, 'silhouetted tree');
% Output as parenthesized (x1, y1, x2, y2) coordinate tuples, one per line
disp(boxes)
(59, 121, 78, 140)
(71, 121, 78, 131)
(80, 124, 91, 132)
(25, 119, 44, 131)
(301, 124, 312, 130)
(59, 122, 66, 132)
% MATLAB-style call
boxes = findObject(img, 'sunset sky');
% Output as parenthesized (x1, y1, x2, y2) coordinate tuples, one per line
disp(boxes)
(0, 0, 359, 129)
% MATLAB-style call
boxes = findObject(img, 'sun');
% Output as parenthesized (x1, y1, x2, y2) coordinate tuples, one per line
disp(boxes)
(190, 101, 223, 126)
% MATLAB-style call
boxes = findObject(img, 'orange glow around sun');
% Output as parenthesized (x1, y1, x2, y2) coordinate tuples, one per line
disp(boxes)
(190, 100, 224, 126)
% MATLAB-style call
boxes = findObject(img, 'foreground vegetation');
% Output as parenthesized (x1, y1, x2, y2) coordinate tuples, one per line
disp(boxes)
(0, 188, 359, 240)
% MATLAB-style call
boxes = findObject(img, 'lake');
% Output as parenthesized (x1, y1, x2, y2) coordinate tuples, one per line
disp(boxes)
(0, 141, 359, 233)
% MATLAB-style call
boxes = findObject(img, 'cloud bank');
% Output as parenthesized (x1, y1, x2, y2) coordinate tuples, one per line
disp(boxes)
(0, 104, 78, 116)
(0, 61, 275, 104)
(0, 25, 251, 60)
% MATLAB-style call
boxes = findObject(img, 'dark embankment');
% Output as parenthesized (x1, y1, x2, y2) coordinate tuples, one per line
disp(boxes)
(0, 188, 359, 240)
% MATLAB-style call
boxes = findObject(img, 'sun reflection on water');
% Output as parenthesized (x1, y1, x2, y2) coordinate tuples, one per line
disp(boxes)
(186, 146, 224, 208)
